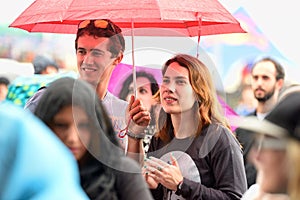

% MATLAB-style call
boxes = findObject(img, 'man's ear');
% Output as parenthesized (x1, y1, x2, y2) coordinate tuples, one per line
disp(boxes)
(277, 78, 284, 90)
(113, 53, 123, 65)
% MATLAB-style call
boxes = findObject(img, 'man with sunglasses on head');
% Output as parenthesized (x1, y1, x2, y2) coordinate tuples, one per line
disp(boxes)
(25, 19, 150, 162)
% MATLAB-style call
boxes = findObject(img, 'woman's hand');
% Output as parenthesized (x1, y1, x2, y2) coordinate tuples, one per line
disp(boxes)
(143, 154, 183, 191)
(142, 165, 159, 189)
(126, 95, 151, 133)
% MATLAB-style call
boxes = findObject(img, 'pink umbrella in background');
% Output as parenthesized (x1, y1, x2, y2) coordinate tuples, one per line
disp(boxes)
(109, 63, 239, 132)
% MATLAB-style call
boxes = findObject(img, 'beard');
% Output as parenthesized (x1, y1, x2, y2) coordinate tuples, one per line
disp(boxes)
(255, 87, 275, 102)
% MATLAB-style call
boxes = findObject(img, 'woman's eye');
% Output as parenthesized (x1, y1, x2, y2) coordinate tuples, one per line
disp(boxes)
(53, 123, 68, 129)
(162, 79, 169, 84)
(176, 80, 186, 85)
(138, 88, 148, 94)
(77, 122, 90, 130)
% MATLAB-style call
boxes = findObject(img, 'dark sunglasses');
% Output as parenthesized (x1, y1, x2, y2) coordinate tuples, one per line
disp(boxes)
(78, 19, 117, 33)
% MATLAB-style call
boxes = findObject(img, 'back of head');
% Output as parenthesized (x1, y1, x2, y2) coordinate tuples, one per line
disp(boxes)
(33, 55, 59, 74)
(0, 76, 10, 86)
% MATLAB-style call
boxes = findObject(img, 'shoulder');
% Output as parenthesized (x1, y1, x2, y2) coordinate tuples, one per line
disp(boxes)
(104, 91, 128, 105)
(103, 92, 128, 114)
(205, 123, 234, 140)
(201, 123, 241, 152)
(24, 86, 47, 113)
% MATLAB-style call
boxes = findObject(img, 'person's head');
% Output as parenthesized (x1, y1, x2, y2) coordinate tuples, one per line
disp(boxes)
(75, 19, 125, 89)
(0, 76, 10, 101)
(251, 134, 289, 194)
(156, 54, 229, 141)
(0, 102, 88, 200)
(33, 55, 59, 74)
(34, 77, 119, 163)
(119, 71, 159, 111)
(238, 91, 300, 195)
(251, 57, 285, 103)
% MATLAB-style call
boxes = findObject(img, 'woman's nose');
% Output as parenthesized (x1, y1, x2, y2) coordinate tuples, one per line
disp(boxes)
(66, 125, 80, 143)
(162, 83, 176, 93)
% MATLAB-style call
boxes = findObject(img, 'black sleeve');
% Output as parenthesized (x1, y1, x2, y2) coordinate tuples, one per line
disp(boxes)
(115, 157, 154, 200)
(182, 128, 247, 200)
(235, 127, 257, 188)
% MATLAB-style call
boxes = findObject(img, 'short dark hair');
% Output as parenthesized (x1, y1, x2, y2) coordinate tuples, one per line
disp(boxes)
(0, 77, 10, 86)
(252, 57, 285, 80)
(75, 19, 125, 58)
(33, 55, 58, 74)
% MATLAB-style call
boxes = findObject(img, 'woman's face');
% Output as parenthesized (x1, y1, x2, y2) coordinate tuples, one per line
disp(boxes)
(50, 105, 91, 160)
(126, 77, 154, 111)
(160, 62, 196, 114)
(250, 136, 288, 193)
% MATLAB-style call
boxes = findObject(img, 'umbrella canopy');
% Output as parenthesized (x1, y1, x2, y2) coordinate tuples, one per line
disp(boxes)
(9, 0, 245, 37)
(8, 0, 246, 107)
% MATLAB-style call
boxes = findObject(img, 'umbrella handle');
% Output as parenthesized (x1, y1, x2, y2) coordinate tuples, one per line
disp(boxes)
(196, 16, 202, 58)
(131, 18, 137, 98)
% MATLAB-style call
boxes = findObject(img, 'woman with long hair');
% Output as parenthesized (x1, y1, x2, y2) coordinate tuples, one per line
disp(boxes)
(119, 71, 160, 152)
(143, 54, 247, 199)
(34, 77, 153, 200)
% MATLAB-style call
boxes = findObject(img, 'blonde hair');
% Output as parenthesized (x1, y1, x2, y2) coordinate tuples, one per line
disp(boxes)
(287, 140, 300, 200)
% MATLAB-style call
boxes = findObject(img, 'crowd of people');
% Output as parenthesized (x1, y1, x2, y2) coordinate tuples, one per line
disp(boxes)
(1, 18, 299, 200)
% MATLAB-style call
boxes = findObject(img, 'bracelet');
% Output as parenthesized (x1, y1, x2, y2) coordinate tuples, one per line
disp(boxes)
(126, 130, 145, 140)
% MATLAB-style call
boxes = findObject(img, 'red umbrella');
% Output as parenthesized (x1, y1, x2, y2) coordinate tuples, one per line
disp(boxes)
(9, 0, 245, 97)
(9, 0, 245, 37)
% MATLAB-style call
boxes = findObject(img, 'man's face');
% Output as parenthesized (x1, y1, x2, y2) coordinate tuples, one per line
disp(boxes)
(251, 61, 279, 102)
(76, 34, 119, 88)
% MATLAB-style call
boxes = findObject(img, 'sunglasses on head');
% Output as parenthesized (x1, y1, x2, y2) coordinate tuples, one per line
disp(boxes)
(78, 19, 117, 33)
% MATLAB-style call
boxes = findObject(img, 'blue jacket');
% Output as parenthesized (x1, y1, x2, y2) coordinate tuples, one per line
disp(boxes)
(0, 101, 88, 200)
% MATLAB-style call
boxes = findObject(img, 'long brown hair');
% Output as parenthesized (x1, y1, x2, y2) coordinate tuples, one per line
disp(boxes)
(154, 54, 230, 142)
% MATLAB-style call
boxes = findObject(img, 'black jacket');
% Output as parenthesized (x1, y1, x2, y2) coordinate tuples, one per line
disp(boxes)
(234, 111, 257, 188)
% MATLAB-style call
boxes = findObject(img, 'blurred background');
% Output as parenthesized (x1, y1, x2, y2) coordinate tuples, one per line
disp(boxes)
(1, 0, 299, 113)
